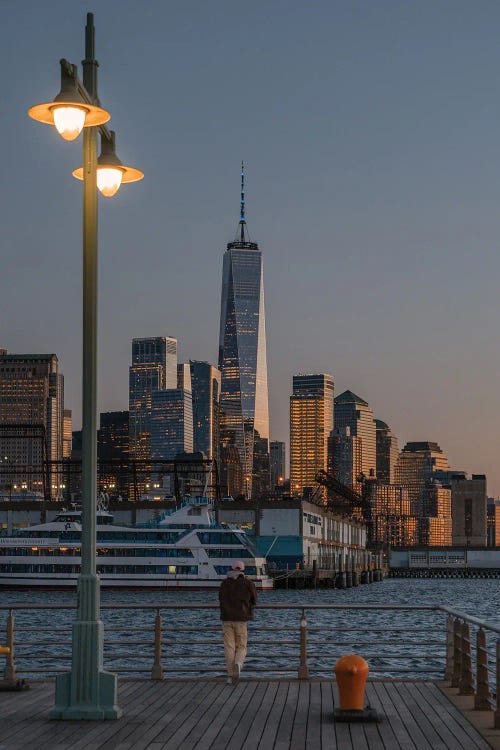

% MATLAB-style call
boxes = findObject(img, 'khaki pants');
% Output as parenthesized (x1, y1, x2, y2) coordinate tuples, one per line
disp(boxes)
(222, 621, 248, 677)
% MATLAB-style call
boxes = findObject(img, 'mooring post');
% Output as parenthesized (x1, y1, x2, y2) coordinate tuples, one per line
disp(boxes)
(151, 609, 164, 680)
(298, 608, 309, 680)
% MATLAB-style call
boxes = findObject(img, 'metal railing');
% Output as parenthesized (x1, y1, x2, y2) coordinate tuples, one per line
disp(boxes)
(0, 602, 499, 728)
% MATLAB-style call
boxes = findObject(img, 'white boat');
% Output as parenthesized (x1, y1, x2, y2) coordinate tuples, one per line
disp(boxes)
(0, 497, 273, 590)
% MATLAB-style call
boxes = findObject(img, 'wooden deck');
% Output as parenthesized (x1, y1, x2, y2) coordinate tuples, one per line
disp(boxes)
(0, 680, 494, 750)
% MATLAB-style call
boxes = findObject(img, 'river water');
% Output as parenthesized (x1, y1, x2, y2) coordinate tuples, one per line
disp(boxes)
(1, 579, 499, 679)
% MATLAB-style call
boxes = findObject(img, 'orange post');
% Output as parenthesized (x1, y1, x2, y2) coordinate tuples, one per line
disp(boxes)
(335, 654, 369, 710)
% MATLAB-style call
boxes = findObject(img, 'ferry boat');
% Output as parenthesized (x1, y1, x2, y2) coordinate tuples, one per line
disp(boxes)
(0, 497, 273, 590)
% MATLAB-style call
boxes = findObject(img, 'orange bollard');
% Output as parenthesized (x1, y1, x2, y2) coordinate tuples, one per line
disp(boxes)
(334, 654, 379, 722)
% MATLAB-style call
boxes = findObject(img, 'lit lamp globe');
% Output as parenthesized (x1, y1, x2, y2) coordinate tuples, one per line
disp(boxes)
(73, 131, 144, 197)
(28, 61, 110, 140)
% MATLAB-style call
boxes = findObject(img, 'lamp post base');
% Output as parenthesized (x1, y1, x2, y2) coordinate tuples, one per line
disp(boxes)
(51, 669, 121, 720)
(50, 615, 121, 720)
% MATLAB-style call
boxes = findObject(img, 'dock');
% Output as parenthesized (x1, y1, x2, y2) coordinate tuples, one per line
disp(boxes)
(0, 678, 497, 749)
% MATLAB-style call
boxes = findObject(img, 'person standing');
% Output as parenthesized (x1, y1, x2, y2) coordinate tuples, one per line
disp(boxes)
(219, 560, 257, 685)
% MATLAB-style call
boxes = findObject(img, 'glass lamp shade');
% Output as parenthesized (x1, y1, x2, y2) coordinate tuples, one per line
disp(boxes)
(97, 167, 124, 197)
(52, 105, 87, 141)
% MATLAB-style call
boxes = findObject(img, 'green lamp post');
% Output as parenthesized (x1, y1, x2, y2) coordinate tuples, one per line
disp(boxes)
(28, 13, 143, 720)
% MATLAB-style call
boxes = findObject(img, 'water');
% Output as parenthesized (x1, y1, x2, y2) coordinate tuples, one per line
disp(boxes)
(1, 579, 499, 679)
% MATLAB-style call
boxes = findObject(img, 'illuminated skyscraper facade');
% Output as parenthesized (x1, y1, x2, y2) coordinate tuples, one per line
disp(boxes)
(0, 352, 64, 497)
(189, 361, 221, 463)
(334, 391, 376, 480)
(128, 336, 178, 461)
(290, 374, 334, 498)
(218, 166, 269, 497)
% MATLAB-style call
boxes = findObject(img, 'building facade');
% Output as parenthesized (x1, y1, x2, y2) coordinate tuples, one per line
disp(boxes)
(395, 441, 450, 512)
(375, 419, 399, 484)
(128, 336, 178, 462)
(334, 391, 376, 481)
(218, 166, 270, 497)
(270, 441, 286, 489)
(63, 409, 72, 459)
(290, 374, 334, 498)
(0, 352, 64, 498)
(189, 361, 221, 463)
(329, 426, 363, 493)
(451, 475, 487, 547)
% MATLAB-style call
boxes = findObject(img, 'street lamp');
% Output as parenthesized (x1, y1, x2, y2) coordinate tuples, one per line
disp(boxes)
(28, 13, 143, 720)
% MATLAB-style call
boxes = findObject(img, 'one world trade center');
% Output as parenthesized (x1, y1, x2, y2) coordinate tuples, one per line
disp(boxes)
(218, 165, 270, 497)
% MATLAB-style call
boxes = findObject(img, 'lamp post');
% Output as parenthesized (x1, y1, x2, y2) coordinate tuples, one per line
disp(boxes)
(29, 13, 143, 720)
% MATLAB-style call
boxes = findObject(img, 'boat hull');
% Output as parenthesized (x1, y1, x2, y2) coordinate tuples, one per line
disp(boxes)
(0, 575, 274, 591)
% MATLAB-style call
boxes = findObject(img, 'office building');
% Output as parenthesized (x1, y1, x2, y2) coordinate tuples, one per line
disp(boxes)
(218, 165, 269, 497)
(419, 485, 452, 546)
(329, 426, 363, 493)
(451, 475, 487, 547)
(395, 441, 450, 512)
(270, 441, 286, 489)
(375, 419, 399, 484)
(334, 391, 376, 481)
(290, 373, 334, 498)
(487, 498, 500, 547)
(189, 361, 221, 464)
(150, 389, 193, 462)
(128, 336, 178, 461)
(0, 352, 64, 497)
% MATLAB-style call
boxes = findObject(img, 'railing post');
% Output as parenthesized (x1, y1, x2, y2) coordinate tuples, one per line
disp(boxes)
(451, 617, 461, 688)
(298, 608, 309, 680)
(445, 614, 454, 681)
(495, 640, 500, 729)
(458, 621, 474, 695)
(151, 609, 163, 681)
(2, 610, 17, 686)
(474, 629, 492, 710)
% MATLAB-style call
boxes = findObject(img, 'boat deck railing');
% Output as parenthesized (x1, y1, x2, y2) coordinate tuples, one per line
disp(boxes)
(0, 602, 499, 726)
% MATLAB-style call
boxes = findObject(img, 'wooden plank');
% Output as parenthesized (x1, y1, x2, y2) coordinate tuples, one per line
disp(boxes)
(161, 683, 227, 750)
(193, 681, 257, 750)
(274, 681, 300, 750)
(36, 681, 150, 750)
(289, 682, 310, 750)
(240, 682, 279, 750)
(331, 683, 354, 750)
(370, 682, 417, 750)
(384, 681, 433, 750)
(113, 681, 208, 750)
(364, 683, 403, 750)
(348, 724, 370, 750)
(182, 681, 258, 750)
(305, 681, 322, 749)
(225, 682, 270, 750)
(320, 682, 338, 750)
(423, 683, 493, 750)
(412, 682, 491, 750)
(209, 682, 260, 750)
(257, 682, 290, 750)
(397, 683, 449, 750)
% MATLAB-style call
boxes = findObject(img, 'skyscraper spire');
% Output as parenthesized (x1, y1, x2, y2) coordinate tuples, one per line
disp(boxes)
(240, 160, 246, 242)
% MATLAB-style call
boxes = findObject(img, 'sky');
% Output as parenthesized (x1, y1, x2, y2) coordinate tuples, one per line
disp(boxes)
(1, 1, 500, 493)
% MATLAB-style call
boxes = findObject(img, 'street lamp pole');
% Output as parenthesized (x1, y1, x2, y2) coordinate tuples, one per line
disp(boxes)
(52, 13, 119, 721)
(29, 13, 142, 720)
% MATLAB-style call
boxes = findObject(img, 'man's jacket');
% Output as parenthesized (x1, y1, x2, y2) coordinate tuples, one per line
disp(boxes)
(219, 574, 257, 622)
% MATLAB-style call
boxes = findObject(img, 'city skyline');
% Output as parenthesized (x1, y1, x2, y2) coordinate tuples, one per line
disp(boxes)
(3, 2, 500, 493)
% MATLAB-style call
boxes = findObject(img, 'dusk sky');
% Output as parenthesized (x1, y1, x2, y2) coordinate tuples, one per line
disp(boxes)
(2, 1, 500, 492)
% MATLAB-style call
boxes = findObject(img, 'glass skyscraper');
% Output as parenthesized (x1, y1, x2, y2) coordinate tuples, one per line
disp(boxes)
(128, 336, 178, 461)
(189, 361, 221, 463)
(218, 165, 270, 497)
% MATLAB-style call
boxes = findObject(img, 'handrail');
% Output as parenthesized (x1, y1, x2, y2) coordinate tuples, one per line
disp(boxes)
(1, 599, 499, 731)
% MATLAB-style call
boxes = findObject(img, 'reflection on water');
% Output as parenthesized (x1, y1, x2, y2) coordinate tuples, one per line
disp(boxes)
(1, 579, 499, 679)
